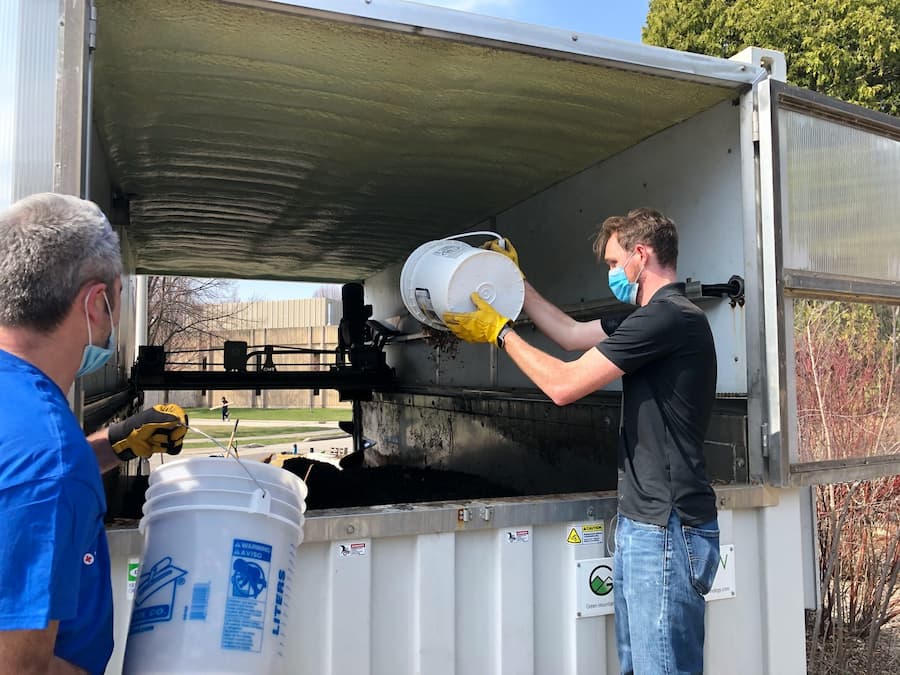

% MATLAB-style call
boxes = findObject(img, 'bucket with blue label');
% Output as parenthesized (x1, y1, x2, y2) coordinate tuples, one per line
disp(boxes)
(122, 457, 305, 674)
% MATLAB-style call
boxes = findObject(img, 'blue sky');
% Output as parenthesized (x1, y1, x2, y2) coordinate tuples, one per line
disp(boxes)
(238, 0, 650, 301)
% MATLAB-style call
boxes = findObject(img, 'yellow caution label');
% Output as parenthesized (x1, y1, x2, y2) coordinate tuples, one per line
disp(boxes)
(583, 524, 603, 534)
(567, 528, 582, 544)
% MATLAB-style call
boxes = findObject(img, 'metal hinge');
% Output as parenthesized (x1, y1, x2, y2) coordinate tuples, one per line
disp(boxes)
(761, 422, 769, 458)
(751, 107, 760, 143)
(88, 3, 98, 51)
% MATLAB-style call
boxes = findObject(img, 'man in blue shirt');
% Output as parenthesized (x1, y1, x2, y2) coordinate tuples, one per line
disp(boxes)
(0, 193, 188, 674)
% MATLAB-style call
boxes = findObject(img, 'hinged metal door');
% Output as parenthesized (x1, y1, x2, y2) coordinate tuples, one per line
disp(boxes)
(757, 79, 900, 486)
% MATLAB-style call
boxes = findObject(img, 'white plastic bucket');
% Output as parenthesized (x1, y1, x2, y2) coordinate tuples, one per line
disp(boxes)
(400, 233, 524, 330)
(123, 458, 305, 675)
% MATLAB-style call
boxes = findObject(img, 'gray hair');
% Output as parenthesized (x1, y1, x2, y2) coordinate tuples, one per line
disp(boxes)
(0, 193, 122, 331)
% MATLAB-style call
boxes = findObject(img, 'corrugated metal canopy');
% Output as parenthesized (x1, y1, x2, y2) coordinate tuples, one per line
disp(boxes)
(93, 0, 750, 281)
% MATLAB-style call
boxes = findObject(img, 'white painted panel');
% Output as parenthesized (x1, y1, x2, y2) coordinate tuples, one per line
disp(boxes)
(292, 542, 331, 674)
(330, 538, 373, 673)
(456, 529, 497, 674)
(414, 533, 455, 675)
(496, 526, 534, 674)
(494, 99, 746, 395)
(368, 101, 747, 394)
(371, 536, 415, 674)
(107, 496, 809, 674)
(106, 529, 144, 675)
(534, 523, 578, 674)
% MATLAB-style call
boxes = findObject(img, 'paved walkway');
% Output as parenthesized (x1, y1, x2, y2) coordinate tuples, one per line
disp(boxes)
(147, 423, 354, 470)
(189, 419, 343, 428)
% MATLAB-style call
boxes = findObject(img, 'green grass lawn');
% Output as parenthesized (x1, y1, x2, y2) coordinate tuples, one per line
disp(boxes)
(185, 407, 352, 422)
(184, 424, 348, 451)
(186, 425, 329, 440)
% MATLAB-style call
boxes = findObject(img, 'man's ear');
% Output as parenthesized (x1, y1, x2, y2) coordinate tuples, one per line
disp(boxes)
(635, 243, 652, 266)
(81, 282, 109, 323)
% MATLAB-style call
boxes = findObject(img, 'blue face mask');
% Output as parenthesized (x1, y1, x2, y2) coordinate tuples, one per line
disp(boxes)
(76, 291, 116, 378)
(608, 250, 643, 305)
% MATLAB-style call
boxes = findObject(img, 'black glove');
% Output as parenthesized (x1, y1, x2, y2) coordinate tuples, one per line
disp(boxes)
(108, 404, 189, 461)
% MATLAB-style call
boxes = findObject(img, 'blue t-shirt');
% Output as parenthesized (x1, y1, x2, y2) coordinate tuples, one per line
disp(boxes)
(0, 349, 113, 674)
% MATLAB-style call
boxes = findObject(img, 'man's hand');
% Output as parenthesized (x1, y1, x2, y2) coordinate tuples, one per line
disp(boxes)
(481, 237, 523, 278)
(108, 404, 188, 461)
(443, 293, 512, 346)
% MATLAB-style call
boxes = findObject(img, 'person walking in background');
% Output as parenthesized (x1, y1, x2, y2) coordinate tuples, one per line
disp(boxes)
(443, 208, 720, 674)
(0, 193, 188, 674)
(221, 396, 230, 421)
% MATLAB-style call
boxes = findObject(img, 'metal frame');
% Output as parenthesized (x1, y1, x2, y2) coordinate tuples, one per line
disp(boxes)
(221, 0, 765, 88)
(55, 0, 89, 196)
(760, 79, 900, 485)
(107, 486, 778, 542)
(784, 270, 900, 306)
(739, 84, 768, 485)
(258, 486, 776, 543)
(756, 80, 790, 485)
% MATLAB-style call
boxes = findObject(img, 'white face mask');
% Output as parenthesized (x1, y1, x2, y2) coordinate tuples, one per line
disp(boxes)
(76, 291, 115, 378)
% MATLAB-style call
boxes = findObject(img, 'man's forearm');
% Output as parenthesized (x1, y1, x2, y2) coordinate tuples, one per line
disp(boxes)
(522, 282, 607, 351)
(87, 428, 120, 474)
(48, 656, 88, 675)
(501, 330, 623, 406)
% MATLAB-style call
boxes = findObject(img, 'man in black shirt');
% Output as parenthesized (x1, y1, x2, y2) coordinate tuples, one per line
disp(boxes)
(443, 208, 720, 675)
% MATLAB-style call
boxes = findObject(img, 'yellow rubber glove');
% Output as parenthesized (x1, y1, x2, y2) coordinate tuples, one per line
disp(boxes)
(108, 404, 189, 461)
(481, 237, 523, 278)
(443, 292, 512, 346)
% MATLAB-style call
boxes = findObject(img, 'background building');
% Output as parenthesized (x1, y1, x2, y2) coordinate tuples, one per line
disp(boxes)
(152, 297, 348, 410)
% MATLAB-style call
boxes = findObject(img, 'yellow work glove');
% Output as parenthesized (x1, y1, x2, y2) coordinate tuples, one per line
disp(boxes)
(108, 404, 189, 461)
(443, 292, 513, 347)
(481, 237, 524, 278)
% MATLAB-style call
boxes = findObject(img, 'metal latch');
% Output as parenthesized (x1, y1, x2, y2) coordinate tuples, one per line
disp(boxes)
(88, 2, 98, 51)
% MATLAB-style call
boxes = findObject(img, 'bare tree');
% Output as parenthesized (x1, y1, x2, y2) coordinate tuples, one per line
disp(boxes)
(311, 284, 343, 301)
(147, 276, 243, 351)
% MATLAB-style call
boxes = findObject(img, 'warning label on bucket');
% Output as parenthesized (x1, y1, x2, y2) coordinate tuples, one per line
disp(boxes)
(414, 288, 442, 325)
(221, 539, 271, 653)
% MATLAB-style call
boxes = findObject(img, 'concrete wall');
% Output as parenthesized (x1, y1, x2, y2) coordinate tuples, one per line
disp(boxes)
(148, 324, 350, 410)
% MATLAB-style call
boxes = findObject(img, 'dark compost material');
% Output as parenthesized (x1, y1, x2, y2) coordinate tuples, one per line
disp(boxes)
(280, 458, 521, 510)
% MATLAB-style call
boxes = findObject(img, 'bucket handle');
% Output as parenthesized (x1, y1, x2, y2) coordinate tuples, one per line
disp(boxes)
(184, 424, 269, 497)
(441, 230, 507, 250)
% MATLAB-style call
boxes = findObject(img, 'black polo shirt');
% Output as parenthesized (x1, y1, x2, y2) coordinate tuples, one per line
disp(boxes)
(596, 283, 717, 527)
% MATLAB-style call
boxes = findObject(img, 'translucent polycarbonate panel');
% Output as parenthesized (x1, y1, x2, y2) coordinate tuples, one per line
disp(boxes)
(780, 110, 900, 284)
(0, 0, 18, 209)
(4, 0, 59, 202)
(793, 300, 899, 464)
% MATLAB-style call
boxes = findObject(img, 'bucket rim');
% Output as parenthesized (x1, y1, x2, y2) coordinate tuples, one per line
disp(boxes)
(150, 456, 306, 490)
(143, 488, 304, 517)
(139, 503, 304, 539)
(145, 474, 307, 501)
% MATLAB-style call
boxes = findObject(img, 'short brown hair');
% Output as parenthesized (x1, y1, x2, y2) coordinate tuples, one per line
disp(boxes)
(593, 207, 678, 269)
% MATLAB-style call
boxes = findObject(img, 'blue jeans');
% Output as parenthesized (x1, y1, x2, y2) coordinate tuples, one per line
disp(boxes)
(613, 511, 720, 675)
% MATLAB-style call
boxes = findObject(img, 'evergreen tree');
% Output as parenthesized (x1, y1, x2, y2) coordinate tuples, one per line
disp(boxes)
(643, 0, 900, 114)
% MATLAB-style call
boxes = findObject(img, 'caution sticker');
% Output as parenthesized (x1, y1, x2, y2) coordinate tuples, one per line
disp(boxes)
(506, 529, 530, 543)
(567, 523, 604, 546)
(338, 542, 367, 557)
(126, 558, 140, 600)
